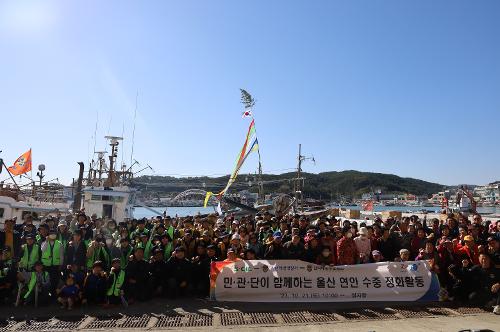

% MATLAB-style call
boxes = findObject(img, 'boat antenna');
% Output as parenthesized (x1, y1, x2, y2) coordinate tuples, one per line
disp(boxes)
(130, 90, 138, 167)
(121, 121, 125, 170)
(93, 111, 99, 155)
(105, 114, 112, 154)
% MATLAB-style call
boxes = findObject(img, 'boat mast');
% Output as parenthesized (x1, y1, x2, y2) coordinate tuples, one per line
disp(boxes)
(104, 136, 123, 187)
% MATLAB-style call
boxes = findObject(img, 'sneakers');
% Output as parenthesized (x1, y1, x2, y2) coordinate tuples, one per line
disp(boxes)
(493, 305, 500, 315)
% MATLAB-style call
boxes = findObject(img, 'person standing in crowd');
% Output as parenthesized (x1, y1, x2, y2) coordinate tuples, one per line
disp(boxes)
(316, 246, 335, 266)
(283, 234, 305, 259)
(0, 209, 498, 314)
(337, 226, 357, 265)
(41, 229, 64, 295)
(57, 220, 71, 250)
(65, 230, 87, 271)
(377, 227, 398, 262)
(454, 235, 480, 265)
(0, 247, 16, 304)
(86, 236, 110, 271)
(354, 227, 371, 263)
(0, 219, 21, 260)
(19, 234, 39, 272)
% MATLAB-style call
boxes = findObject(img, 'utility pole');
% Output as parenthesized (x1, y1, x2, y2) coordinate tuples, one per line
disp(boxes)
(257, 158, 264, 204)
(294, 144, 304, 211)
(294, 144, 315, 212)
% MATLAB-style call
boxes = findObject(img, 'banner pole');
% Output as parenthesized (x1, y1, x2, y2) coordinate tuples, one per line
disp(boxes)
(0, 158, 20, 190)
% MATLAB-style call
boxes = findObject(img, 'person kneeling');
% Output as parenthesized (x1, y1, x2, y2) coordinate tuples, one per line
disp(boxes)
(20, 261, 51, 306)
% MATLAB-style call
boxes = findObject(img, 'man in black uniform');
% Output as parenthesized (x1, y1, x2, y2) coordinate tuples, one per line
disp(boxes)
(149, 248, 167, 296)
(65, 230, 87, 271)
(125, 247, 150, 302)
(165, 246, 192, 298)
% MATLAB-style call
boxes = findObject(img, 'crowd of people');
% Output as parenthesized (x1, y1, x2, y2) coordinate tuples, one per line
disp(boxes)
(0, 210, 498, 312)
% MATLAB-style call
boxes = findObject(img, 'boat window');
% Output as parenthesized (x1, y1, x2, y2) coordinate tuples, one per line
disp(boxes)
(102, 195, 112, 201)
(21, 211, 37, 220)
(114, 197, 124, 203)
(102, 204, 113, 218)
(91, 195, 102, 201)
(0, 208, 3, 218)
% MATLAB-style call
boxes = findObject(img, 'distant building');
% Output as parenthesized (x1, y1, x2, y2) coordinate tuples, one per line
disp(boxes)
(474, 183, 500, 203)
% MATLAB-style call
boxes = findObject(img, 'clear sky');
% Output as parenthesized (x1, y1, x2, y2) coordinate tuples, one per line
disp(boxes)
(0, 0, 499, 186)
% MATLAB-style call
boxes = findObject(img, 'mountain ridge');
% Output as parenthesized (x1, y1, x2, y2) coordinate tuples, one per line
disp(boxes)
(134, 170, 447, 199)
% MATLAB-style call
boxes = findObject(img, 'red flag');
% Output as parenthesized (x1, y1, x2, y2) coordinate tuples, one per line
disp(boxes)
(8, 149, 32, 176)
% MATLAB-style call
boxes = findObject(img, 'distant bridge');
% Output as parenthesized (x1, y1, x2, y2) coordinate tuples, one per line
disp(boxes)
(172, 189, 210, 202)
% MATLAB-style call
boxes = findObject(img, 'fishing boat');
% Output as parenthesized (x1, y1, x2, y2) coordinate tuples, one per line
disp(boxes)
(78, 136, 138, 221)
(0, 159, 71, 226)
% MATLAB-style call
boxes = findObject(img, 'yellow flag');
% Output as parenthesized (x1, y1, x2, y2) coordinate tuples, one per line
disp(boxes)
(204, 192, 213, 208)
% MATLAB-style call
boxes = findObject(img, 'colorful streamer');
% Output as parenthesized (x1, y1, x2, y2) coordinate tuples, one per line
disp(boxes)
(204, 120, 259, 207)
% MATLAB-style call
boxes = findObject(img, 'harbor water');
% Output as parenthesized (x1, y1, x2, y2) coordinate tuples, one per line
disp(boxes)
(133, 205, 500, 219)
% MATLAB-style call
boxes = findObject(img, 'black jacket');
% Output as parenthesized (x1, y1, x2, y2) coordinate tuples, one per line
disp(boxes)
(65, 240, 87, 267)
(166, 257, 192, 283)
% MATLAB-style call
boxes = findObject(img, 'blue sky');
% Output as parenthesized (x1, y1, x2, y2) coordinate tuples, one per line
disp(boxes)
(0, 0, 499, 186)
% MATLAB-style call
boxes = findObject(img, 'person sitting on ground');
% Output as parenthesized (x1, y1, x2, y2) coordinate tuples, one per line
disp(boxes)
(57, 274, 80, 310)
(125, 247, 151, 302)
(462, 253, 500, 313)
(165, 246, 193, 299)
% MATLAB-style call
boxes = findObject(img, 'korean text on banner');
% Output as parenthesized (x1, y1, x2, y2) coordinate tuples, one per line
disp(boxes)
(210, 260, 439, 302)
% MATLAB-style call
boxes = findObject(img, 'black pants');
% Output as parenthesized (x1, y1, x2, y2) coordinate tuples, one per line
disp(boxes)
(166, 278, 192, 298)
(469, 289, 500, 307)
(45, 266, 60, 296)
(125, 282, 150, 302)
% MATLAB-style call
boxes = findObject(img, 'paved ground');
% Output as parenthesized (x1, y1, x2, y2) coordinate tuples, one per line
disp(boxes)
(1, 299, 498, 332)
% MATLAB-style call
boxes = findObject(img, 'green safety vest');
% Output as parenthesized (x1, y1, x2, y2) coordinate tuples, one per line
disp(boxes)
(86, 246, 110, 269)
(166, 226, 174, 240)
(24, 271, 49, 299)
(20, 244, 40, 271)
(57, 234, 68, 249)
(136, 240, 153, 259)
(120, 247, 133, 269)
(106, 270, 125, 296)
(41, 240, 62, 266)
(35, 234, 44, 245)
(163, 242, 173, 260)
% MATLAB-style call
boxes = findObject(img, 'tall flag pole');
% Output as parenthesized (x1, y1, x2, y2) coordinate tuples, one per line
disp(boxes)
(204, 90, 261, 207)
